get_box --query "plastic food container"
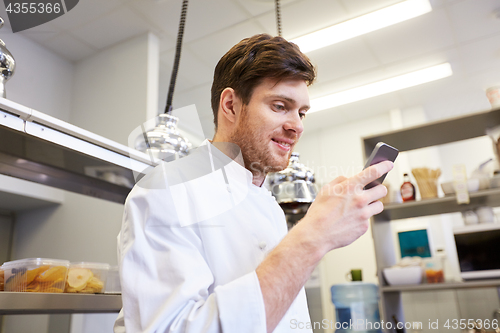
[65,262,109,294]
[2,258,70,292]
[424,258,444,283]
[104,265,121,294]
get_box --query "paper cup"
[486,86,500,108]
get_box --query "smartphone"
[364,142,399,189]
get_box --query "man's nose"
[283,113,304,137]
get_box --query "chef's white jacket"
[114,140,312,333]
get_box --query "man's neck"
[251,173,266,187]
[211,135,266,187]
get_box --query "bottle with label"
[401,173,416,202]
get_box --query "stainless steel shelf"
[0,99,154,205]
[375,188,500,221]
[363,107,500,153]
[364,108,500,329]
[381,279,500,292]
[0,292,122,314]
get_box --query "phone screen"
[364,142,399,189]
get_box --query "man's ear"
[219,88,241,125]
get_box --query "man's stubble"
[229,106,292,178]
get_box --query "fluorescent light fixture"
[309,63,453,113]
[292,0,432,53]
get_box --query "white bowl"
[441,181,454,195]
[383,266,422,286]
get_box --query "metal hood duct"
[269,152,317,222]
[0,98,153,204]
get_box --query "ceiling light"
[291,0,432,53]
[309,63,453,113]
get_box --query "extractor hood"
[0,97,155,204]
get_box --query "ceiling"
[1,0,500,139]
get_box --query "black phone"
[364,142,399,189]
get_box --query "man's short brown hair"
[211,34,316,130]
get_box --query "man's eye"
[299,113,307,120]
[274,104,285,111]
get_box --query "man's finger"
[365,200,384,218]
[363,183,388,203]
[355,161,394,186]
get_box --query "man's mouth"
[271,138,293,151]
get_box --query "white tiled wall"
[402,291,461,333]
[455,288,500,322]
[402,288,500,333]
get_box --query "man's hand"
[256,160,393,333]
[301,160,394,254]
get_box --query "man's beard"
[229,109,292,177]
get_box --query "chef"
[114,33,392,333]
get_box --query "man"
[114,34,392,333]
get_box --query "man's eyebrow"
[268,94,310,109]
[270,94,295,104]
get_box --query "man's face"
[229,78,310,175]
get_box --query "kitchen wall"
[0,30,73,122]
[71,32,159,144]
[295,111,393,332]
[1,22,499,333]
[296,99,498,332]
[0,212,13,331]
[63,32,160,333]
[0,213,13,265]
[402,288,500,333]
[0,29,74,333]
[0,32,159,333]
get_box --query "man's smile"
[271,137,294,152]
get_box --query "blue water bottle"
[330,282,383,333]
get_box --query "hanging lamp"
[0,17,15,98]
[268,1,318,224]
[269,152,317,212]
[136,0,192,162]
